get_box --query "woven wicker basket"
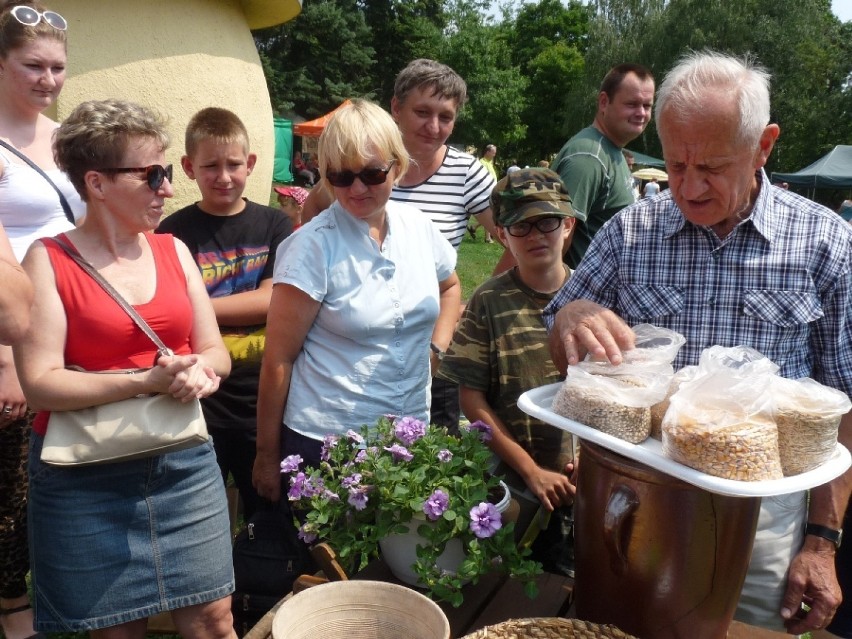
[271,580,450,639]
[459,617,639,639]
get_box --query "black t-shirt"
[156,199,293,431]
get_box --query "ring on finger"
[2,406,11,415]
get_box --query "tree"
[254,0,376,118]
[360,0,446,106]
[584,0,852,172]
[507,0,591,163]
[252,0,851,183]
[439,0,528,157]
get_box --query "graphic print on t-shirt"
[196,246,270,297]
[196,247,269,364]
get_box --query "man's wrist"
[805,523,843,550]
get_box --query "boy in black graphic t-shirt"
[156,108,292,520]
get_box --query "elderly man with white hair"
[544,50,852,635]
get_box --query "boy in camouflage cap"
[437,167,577,576]
[491,167,576,227]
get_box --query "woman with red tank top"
[14,99,234,638]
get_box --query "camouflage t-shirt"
[437,267,572,472]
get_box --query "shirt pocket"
[620,285,685,322]
[742,290,823,327]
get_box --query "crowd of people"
[1,1,851,638]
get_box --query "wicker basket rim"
[458,617,639,639]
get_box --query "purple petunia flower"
[346,429,365,445]
[437,449,453,463]
[469,502,502,539]
[321,435,340,461]
[341,473,362,489]
[354,449,368,463]
[384,444,414,462]
[280,454,303,474]
[298,524,317,544]
[347,486,369,511]
[423,489,449,521]
[290,472,326,501]
[393,416,427,446]
[468,420,493,442]
[288,472,310,500]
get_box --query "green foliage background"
[255,0,852,203]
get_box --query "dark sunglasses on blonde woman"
[9,5,67,30]
[98,165,173,192]
[326,160,396,188]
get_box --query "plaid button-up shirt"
[544,171,852,396]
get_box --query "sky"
[833,0,852,22]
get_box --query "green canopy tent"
[771,145,852,200]
[273,117,293,184]
[628,150,665,168]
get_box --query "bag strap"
[51,236,172,357]
[0,139,76,226]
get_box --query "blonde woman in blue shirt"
[253,99,460,502]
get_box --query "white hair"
[655,50,771,149]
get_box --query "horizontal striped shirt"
[391,146,495,250]
[544,171,852,396]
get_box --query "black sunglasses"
[326,160,396,188]
[506,216,563,238]
[98,164,173,191]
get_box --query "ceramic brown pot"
[574,441,761,639]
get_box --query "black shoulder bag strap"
[0,139,76,225]
[51,236,172,358]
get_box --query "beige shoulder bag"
[40,238,208,466]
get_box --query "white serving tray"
[518,383,851,498]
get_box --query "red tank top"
[35,233,194,435]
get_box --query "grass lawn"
[456,226,504,300]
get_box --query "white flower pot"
[378,480,510,586]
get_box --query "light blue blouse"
[274,200,457,439]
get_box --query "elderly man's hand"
[780,544,842,634]
[547,300,636,373]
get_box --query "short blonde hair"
[184,107,250,157]
[54,99,169,201]
[317,99,409,197]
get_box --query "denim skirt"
[28,434,234,632]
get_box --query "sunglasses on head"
[9,5,67,30]
[98,164,173,192]
[326,160,396,188]
[506,216,563,238]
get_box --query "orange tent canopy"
[293,99,352,138]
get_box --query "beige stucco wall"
[49,0,301,214]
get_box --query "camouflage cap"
[491,168,575,227]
